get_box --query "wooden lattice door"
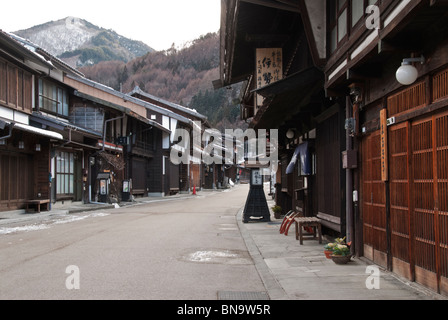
[389,122,412,279]
[435,112,448,296]
[410,112,448,295]
[411,117,437,291]
[362,131,387,267]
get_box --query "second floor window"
[352,0,378,27]
[38,78,69,117]
[329,0,348,53]
[329,0,379,53]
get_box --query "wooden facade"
[322,0,448,295]
[129,86,210,192]
[0,30,208,215]
[219,0,448,296]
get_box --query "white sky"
[1,0,221,51]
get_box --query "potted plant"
[323,237,346,259]
[330,241,352,265]
[271,205,282,219]
[323,243,335,259]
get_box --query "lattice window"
[433,68,448,102]
[387,82,427,116]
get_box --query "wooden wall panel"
[412,119,437,279]
[436,112,448,295]
[387,82,427,117]
[433,68,448,102]
[362,131,387,267]
[389,123,411,273]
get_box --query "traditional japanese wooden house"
[0,30,180,208]
[64,75,178,200]
[0,31,75,213]
[129,86,209,193]
[321,0,448,295]
[218,0,338,230]
[220,0,448,296]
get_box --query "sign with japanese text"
[380,109,388,182]
[256,48,283,108]
[251,169,263,186]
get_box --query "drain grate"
[218,291,270,300]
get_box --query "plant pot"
[274,212,282,219]
[330,254,352,265]
[324,250,333,259]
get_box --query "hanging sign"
[255,48,283,108]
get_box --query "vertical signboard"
[256,48,283,111]
[380,109,388,182]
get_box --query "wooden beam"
[245,34,290,43]
[239,0,300,12]
[347,68,381,81]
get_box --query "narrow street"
[0,184,267,300]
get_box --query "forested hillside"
[79,32,246,130]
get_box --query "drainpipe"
[0,124,14,142]
[346,96,354,248]
[58,128,73,148]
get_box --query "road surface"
[0,184,267,300]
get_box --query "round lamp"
[396,63,419,85]
[286,129,295,139]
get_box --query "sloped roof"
[1,30,84,77]
[128,86,208,121]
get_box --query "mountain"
[80,32,246,130]
[13,17,155,68]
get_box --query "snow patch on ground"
[0,212,110,235]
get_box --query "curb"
[236,206,289,300]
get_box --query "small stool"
[294,217,322,245]
[25,199,50,213]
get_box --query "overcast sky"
[1,0,221,51]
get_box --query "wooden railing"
[387,81,427,117]
[433,68,448,102]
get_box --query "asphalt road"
[0,184,267,300]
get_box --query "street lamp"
[396,55,425,85]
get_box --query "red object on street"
[193,186,196,195]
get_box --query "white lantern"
[396,63,419,86]
[395,56,425,86]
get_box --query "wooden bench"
[294,217,322,245]
[25,199,50,213]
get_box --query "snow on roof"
[129,86,208,121]
[4,31,84,77]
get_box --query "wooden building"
[0,31,72,212]
[129,86,209,193]
[0,30,205,212]
[219,0,448,296]
[321,0,448,295]
[65,76,191,200]
[218,0,332,226]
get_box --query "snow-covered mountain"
[13,17,155,68]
